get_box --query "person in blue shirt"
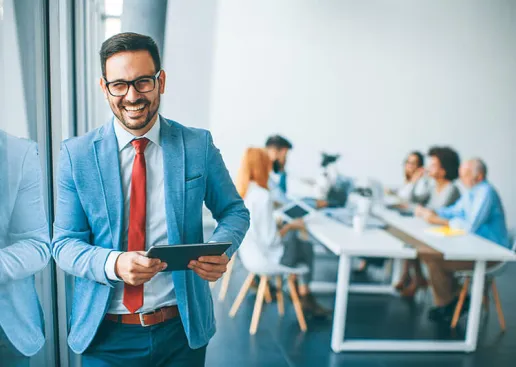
[418,158,510,322]
[51,33,249,367]
[0,131,51,367]
[265,135,292,206]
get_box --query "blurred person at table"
[264,135,328,209]
[396,147,461,297]
[364,151,430,273]
[236,147,330,317]
[417,158,509,322]
[265,135,292,206]
[387,151,431,205]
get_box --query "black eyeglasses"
[104,70,162,97]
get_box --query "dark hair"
[409,151,425,167]
[99,32,161,78]
[265,135,293,150]
[428,146,460,181]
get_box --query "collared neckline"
[471,180,488,191]
[113,115,162,151]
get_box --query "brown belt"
[105,305,179,327]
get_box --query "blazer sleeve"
[0,142,51,284]
[51,142,114,286]
[203,132,250,259]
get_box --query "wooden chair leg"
[229,273,255,318]
[482,281,490,313]
[451,277,470,329]
[264,282,273,304]
[276,276,284,316]
[218,255,236,301]
[250,275,268,335]
[491,280,506,332]
[287,275,307,332]
[482,295,489,312]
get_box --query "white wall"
[161,0,218,129]
[205,0,516,227]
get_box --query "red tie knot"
[131,137,150,154]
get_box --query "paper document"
[425,226,465,237]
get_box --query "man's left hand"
[188,254,230,282]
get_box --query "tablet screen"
[284,205,309,219]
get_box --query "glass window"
[0,0,56,366]
[104,0,123,39]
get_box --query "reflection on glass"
[0,131,51,367]
[104,0,123,39]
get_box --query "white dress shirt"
[104,117,176,314]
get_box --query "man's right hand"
[289,218,306,230]
[114,251,167,286]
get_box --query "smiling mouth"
[123,104,146,112]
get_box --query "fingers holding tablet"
[115,251,167,286]
[188,254,230,282]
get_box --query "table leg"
[331,255,351,352]
[390,258,402,288]
[464,260,486,352]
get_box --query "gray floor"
[205,241,516,367]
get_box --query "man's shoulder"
[1,131,36,152]
[61,124,107,153]
[476,181,501,201]
[163,118,210,139]
[1,132,37,168]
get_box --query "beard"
[111,94,160,131]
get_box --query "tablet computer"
[279,200,315,223]
[146,242,231,271]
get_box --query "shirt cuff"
[449,218,467,230]
[105,251,123,281]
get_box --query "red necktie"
[123,138,150,314]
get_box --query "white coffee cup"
[356,196,372,216]
[353,215,366,233]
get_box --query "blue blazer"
[0,131,51,356]
[52,117,250,354]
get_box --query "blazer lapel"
[161,119,184,244]
[93,121,123,250]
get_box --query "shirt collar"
[113,115,162,151]
[467,180,487,196]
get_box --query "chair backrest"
[510,238,516,252]
[486,234,516,276]
[509,228,516,252]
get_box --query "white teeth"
[125,104,145,111]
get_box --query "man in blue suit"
[0,131,51,367]
[52,33,250,366]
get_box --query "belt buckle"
[138,312,152,327]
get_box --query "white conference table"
[306,207,516,353]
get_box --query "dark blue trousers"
[0,329,29,367]
[82,316,206,367]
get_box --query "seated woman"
[236,147,329,317]
[395,147,461,297]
